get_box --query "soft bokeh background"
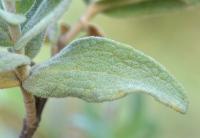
[1,1,200,138]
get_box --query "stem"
[19,88,37,138]
[2,1,38,137]
[15,66,37,138]
[57,3,102,50]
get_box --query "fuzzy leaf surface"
[0,51,30,72]
[14,0,71,59]
[0,9,26,25]
[23,37,188,114]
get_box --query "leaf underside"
[23,37,188,114]
[0,51,30,72]
[0,9,26,25]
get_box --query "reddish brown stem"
[57,3,102,50]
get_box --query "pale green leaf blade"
[0,51,31,72]
[23,37,188,114]
[0,9,26,25]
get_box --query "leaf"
[14,0,71,58]
[94,0,200,17]
[16,0,35,14]
[0,72,19,88]
[0,51,30,72]
[0,20,13,47]
[20,0,70,58]
[0,51,30,88]
[24,33,45,59]
[0,9,26,25]
[23,37,188,114]
[0,5,12,47]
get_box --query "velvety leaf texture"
[0,9,26,25]
[97,0,200,17]
[19,0,67,58]
[15,0,71,59]
[0,51,30,72]
[23,37,188,114]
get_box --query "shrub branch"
[57,3,102,50]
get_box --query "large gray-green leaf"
[14,0,71,59]
[95,0,200,17]
[23,37,188,114]
[0,51,30,72]
[0,9,26,25]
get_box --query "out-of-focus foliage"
[84,0,200,17]
[68,95,157,138]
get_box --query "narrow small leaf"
[0,51,30,72]
[0,9,26,25]
[14,0,71,55]
[18,0,71,58]
[23,37,188,114]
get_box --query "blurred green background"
[1,1,200,138]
